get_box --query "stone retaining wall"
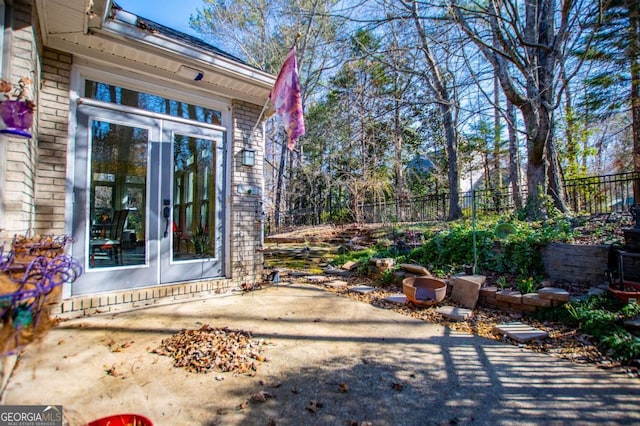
[541,243,611,284]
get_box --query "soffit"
[34,0,275,105]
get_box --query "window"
[84,80,222,125]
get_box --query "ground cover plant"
[535,294,640,363]
[332,216,580,284]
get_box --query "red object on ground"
[87,414,153,426]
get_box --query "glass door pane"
[172,134,215,261]
[88,120,148,269]
[160,122,225,283]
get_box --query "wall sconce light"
[241,148,255,167]
[177,65,204,81]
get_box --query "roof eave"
[99,19,275,90]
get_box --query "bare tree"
[506,98,524,210]
[398,0,462,220]
[450,0,587,217]
[192,0,344,225]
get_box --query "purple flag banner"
[270,46,305,150]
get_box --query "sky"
[116,0,204,37]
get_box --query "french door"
[71,105,226,295]
[160,121,225,283]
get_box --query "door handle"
[163,200,171,238]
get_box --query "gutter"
[97,7,275,91]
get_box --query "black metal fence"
[564,171,639,215]
[265,171,640,235]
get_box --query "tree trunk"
[406,0,461,220]
[443,103,462,220]
[562,68,578,177]
[630,0,640,201]
[493,73,502,189]
[506,99,523,210]
[274,138,288,228]
[546,115,570,213]
[451,0,572,219]
[393,98,405,221]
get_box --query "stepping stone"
[588,287,605,296]
[493,322,549,343]
[306,275,329,282]
[350,285,376,294]
[324,269,352,277]
[370,258,395,268]
[436,305,473,321]
[384,294,407,304]
[342,261,360,271]
[623,317,640,331]
[290,271,310,277]
[324,280,349,289]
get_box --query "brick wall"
[231,100,264,286]
[477,286,570,314]
[49,279,232,319]
[34,48,71,235]
[0,0,41,237]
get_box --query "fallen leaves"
[305,399,323,414]
[107,338,134,353]
[104,363,126,379]
[391,382,403,391]
[251,390,274,402]
[241,282,262,292]
[151,324,267,374]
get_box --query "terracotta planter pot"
[608,282,640,304]
[0,100,33,138]
[402,276,447,306]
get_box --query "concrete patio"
[2,281,640,425]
